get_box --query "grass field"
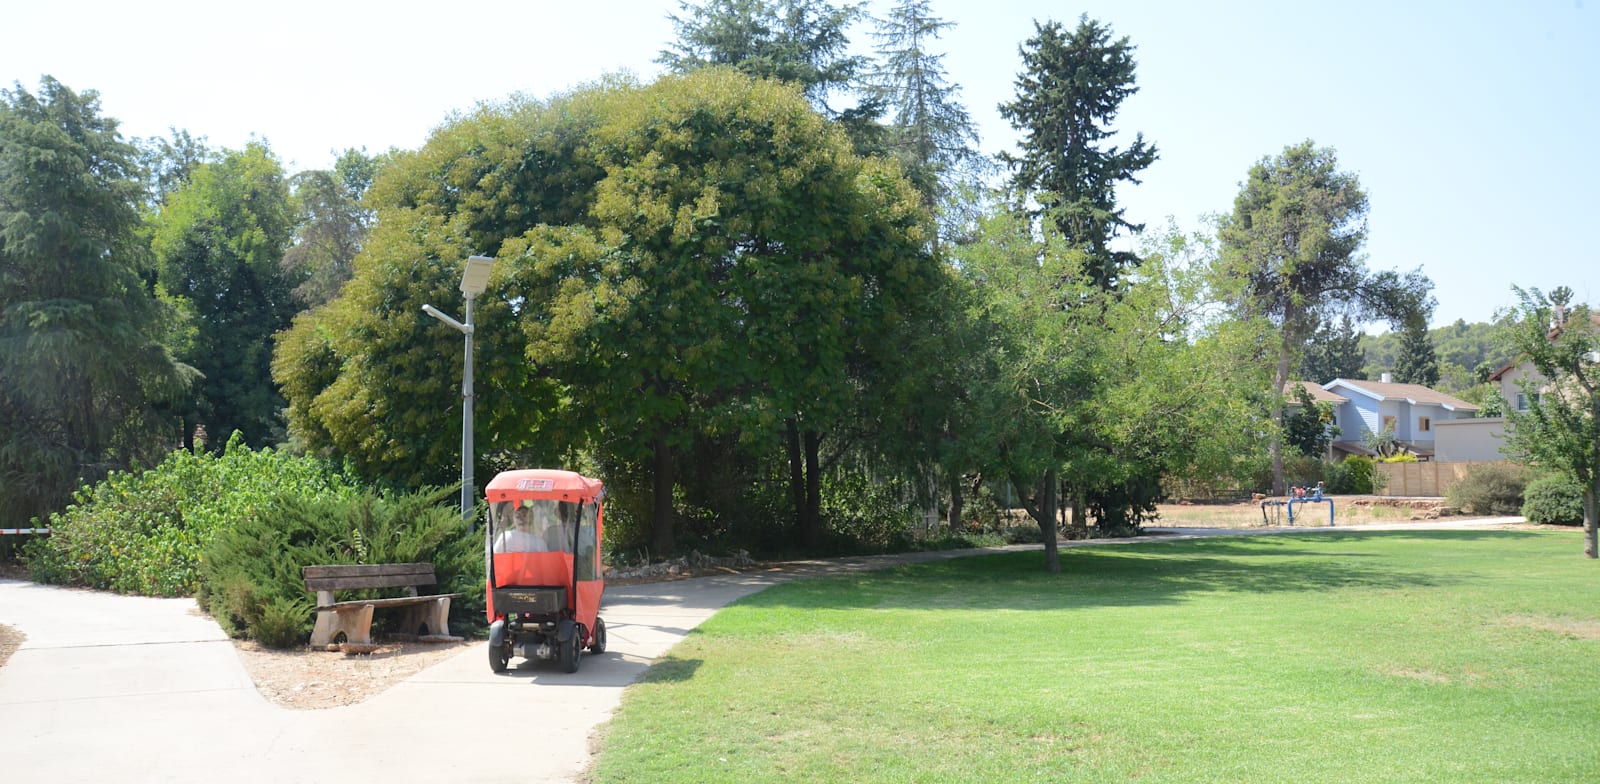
[592,529,1599,783]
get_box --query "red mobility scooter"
[483,469,606,673]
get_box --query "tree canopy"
[0,77,190,528]
[275,70,942,555]
[151,141,298,450]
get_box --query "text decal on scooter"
[518,479,554,491]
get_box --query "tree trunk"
[786,421,805,540]
[651,432,674,556]
[1270,347,1292,496]
[800,429,823,549]
[1040,470,1059,573]
[1584,486,1598,560]
[946,471,965,533]
[1013,469,1060,573]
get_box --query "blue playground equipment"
[1260,483,1335,527]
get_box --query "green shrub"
[1446,463,1528,515]
[1521,474,1585,525]
[1281,456,1325,492]
[23,435,356,596]
[821,469,920,554]
[1325,456,1376,495]
[198,485,484,647]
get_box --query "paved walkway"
[0,519,1523,782]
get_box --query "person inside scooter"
[491,500,576,554]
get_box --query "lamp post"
[423,255,496,526]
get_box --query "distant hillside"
[1362,319,1517,393]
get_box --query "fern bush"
[1521,474,1585,525]
[23,434,355,596]
[197,486,484,647]
[1446,463,1529,515]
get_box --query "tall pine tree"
[866,0,979,215]
[998,16,1157,291]
[1392,316,1440,386]
[659,0,866,112]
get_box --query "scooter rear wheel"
[589,617,607,654]
[559,627,582,673]
[489,641,510,673]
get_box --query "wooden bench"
[303,563,463,650]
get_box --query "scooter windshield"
[490,499,578,554]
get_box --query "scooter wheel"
[489,641,510,673]
[560,628,582,673]
[588,617,607,654]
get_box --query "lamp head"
[460,255,496,296]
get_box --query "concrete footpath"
[0,519,1521,783]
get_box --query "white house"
[1322,376,1479,460]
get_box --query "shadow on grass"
[637,656,702,683]
[727,529,1542,613]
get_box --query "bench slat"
[304,573,438,591]
[303,562,438,592]
[303,563,434,580]
[315,593,462,612]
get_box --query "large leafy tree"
[275,73,939,555]
[1214,140,1431,494]
[517,69,938,553]
[956,208,1262,571]
[1500,286,1600,559]
[152,142,298,449]
[0,77,190,528]
[274,91,606,489]
[998,16,1158,291]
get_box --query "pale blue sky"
[6,1,1595,329]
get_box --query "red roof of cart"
[484,469,604,502]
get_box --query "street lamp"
[423,254,496,526]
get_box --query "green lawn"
[593,529,1599,783]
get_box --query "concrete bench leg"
[397,597,453,638]
[310,604,375,647]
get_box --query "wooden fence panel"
[1374,461,1504,497]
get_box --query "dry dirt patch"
[233,637,474,710]
[0,623,24,668]
[1498,614,1600,641]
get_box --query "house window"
[1419,417,1431,432]
[1382,415,1397,433]
[1517,393,1540,411]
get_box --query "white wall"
[1433,418,1507,462]
[1497,363,1545,412]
